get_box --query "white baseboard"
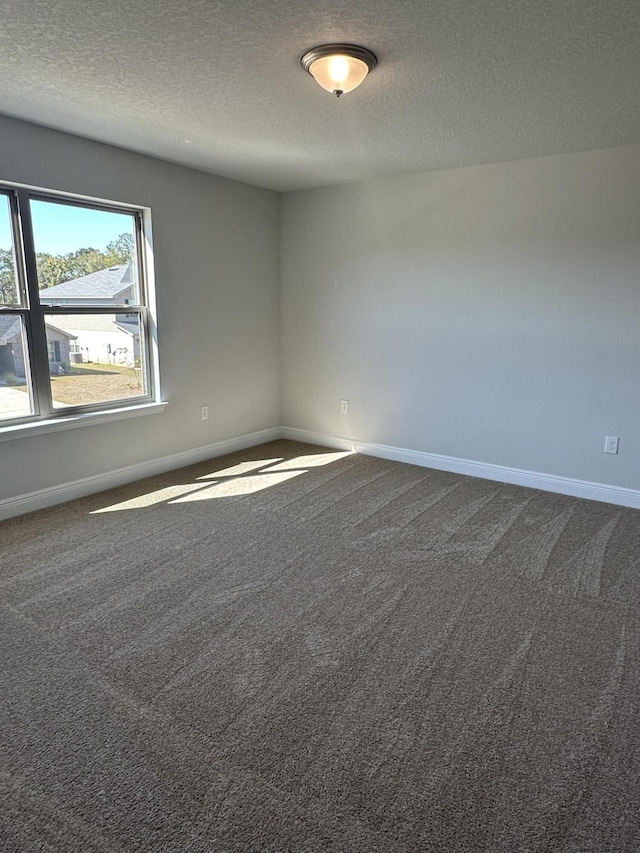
[281,426,640,510]
[0,427,281,521]
[3,424,640,520]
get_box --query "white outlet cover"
[604,435,619,454]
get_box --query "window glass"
[30,200,139,305]
[44,312,146,409]
[0,193,19,305]
[0,185,155,429]
[0,316,34,420]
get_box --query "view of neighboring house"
[38,263,136,307]
[0,265,141,382]
[0,314,76,378]
[38,263,141,368]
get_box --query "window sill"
[0,401,168,442]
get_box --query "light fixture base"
[301,44,377,75]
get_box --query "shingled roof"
[52,315,135,335]
[0,315,21,343]
[0,314,75,343]
[38,263,134,300]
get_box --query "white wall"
[0,115,280,502]
[281,144,640,491]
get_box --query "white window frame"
[0,182,163,438]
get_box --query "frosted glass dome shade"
[309,55,368,95]
[301,44,377,97]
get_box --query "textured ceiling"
[1,0,639,191]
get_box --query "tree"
[36,252,76,289]
[105,233,134,266]
[34,233,135,289]
[65,247,110,279]
[0,248,17,304]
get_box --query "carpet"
[1,440,640,851]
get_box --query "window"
[0,186,157,428]
[47,340,62,363]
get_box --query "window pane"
[0,315,34,420]
[30,200,140,306]
[0,194,19,305]
[44,312,146,409]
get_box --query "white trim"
[0,401,169,442]
[281,426,640,510]
[3,424,639,521]
[0,427,280,520]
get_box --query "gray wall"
[0,115,280,501]
[3,116,639,503]
[281,144,640,490]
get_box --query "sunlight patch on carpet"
[268,451,354,471]
[196,458,284,480]
[170,470,306,501]
[91,483,211,512]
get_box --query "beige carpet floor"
[2,440,640,852]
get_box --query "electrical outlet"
[201,405,209,421]
[340,399,349,414]
[604,435,619,454]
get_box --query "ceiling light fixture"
[301,43,377,97]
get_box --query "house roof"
[43,322,77,340]
[0,314,76,342]
[0,315,21,344]
[39,264,134,301]
[51,314,136,335]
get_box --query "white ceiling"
[1,0,639,192]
